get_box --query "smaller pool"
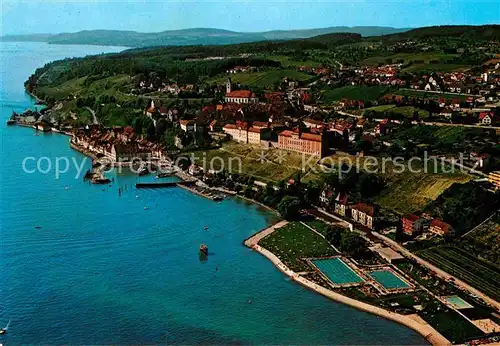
[445,295,474,309]
[369,270,409,289]
[312,258,364,285]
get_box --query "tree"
[340,233,366,258]
[325,226,345,247]
[277,196,302,220]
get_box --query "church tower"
[226,78,232,94]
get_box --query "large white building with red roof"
[277,128,326,157]
[224,78,258,104]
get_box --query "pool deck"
[245,223,451,346]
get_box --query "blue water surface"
[0,42,428,344]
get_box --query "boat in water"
[199,244,208,256]
[0,320,11,335]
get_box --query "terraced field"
[320,85,393,103]
[210,69,314,88]
[418,246,500,302]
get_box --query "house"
[320,188,335,205]
[351,203,375,229]
[278,129,326,157]
[303,118,324,129]
[333,192,348,216]
[188,164,203,176]
[36,122,52,132]
[479,112,493,125]
[402,214,424,236]
[179,119,195,132]
[429,219,454,236]
[470,152,490,168]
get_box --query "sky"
[1,0,499,35]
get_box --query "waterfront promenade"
[245,222,451,346]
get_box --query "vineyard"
[418,246,500,302]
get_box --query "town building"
[429,219,454,236]
[372,247,405,264]
[351,203,375,229]
[224,78,258,104]
[223,122,271,145]
[320,188,334,205]
[278,129,326,157]
[402,214,424,236]
[479,112,494,125]
[333,192,348,216]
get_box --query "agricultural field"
[320,85,393,103]
[418,246,500,302]
[320,151,471,214]
[375,173,470,214]
[460,213,500,266]
[261,55,322,68]
[403,63,471,73]
[210,69,314,88]
[187,141,323,183]
[259,221,337,272]
[395,89,469,101]
[364,105,429,119]
[360,52,459,66]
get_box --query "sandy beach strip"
[244,222,451,346]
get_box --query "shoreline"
[245,221,451,346]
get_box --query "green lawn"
[210,69,314,88]
[259,222,338,272]
[395,89,469,101]
[364,105,429,119]
[361,52,459,66]
[418,246,500,302]
[461,214,500,266]
[186,141,324,183]
[303,219,331,236]
[320,86,393,103]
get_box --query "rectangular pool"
[312,258,364,285]
[445,295,474,309]
[369,270,410,289]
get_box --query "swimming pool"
[445,295,474,309]
[369,270,410,289]
[312,258,364,285]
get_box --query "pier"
[135,181,196,189]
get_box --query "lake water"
[0,41,428,344]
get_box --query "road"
[338,110,500,130]
[85,106,98,125]
[372,232,500,311]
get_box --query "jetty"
[136,181,195,189]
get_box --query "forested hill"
[2,26,408,47]
[380,25,500,41]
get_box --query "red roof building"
[278,129,326,157]
[402,214,424,236]
[429,219,454,236]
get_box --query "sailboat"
[0,320,10,335]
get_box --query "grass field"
[320,85,393,103]
[187,141,320,183]
[395,89,469,101]
[259,221,337,272]
[361,52,459,66]
[262,55,322,68]
[210,69,314,88]
[320,151,471,214]
[364,105,429,119]
[462,213,500,266]
[403,63,470,73]
[418,246,500,302]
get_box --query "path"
[372,232,500,311]
[85,106,98,125]
[244,220,288,247]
